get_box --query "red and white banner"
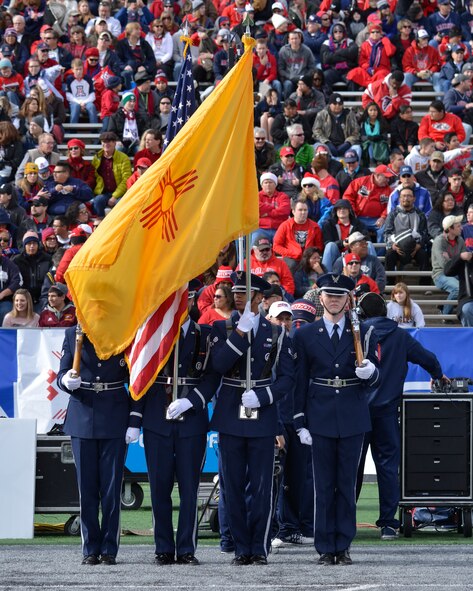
[16,329,67,434]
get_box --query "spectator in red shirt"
[66,139,96,189]
[309,147,341,204]
[344,165,394,242]
[418,99,466,150]
[126,157,152,189]
[257,171,291,242]
[273,199,324,273]
[347,22,396,88]
[100,75,123,133]
[246,236,295,295]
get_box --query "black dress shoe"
[176,553,200,565]
[231,555,251,566]
[317,553,335,565]
[154,552,175,565]
[100,555,117,565]
[250,555,268,565]
[82,555,99,565]
[336,550,353,565]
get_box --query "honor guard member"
[355,292,445,540]
[293,273,380,566]
[209,271,295,566]
[133,281,220,566]
[272,299,318,549]
[58,328,140,566]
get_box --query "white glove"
[241,389,260,408]
[125,427,140,444]
[355,359,376,380]
[237,301,255,333]
[167,398,193,419]
[297,428,312,446]
[62,369,82,391]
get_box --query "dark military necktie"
[331,324,340,349]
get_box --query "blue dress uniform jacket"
[58,328,137,438]
[356,316,442,530]
[209,313,295,559]
[137,322,218,438]
[292,315,380,557]
[133,321,220,558]
[210,315,294,437]
[293,317,379,438]
[57,327,138,560]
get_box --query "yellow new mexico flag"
[66,36,259,359]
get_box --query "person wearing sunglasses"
[145,19,173,78]
[126,156,152,189]
[66,139,96,188]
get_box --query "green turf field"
[2,482,472,546]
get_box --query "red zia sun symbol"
[140,168,197,241]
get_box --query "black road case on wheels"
[399,390,473,537]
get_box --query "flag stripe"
[127,288,188,398]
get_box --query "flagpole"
[244,233,253,417]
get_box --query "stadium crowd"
[0,0,473,326]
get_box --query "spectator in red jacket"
[402,29,442,92]
[126,157,152,189]
[100,75,122,132]
[197,265,234,314]
[246,236,295,295]
[347,22,396,88]
[257,171,291,241]
[38,283,77,327]
[362,72,412,120]
[418,99,466,150]
[66,139,96,189]
[253,40,279,96]
[273,199,324,273]
[342,252,381,293]
[54,225,90,284]
[344,165,394,242]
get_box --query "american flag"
[127,45,197,399]
[163,49,196,150]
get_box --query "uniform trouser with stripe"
[71,437,126,558]
[312,433,363,555]
[144,427,206,556]
[219,433,274,557]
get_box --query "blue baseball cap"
[399,165,413,176]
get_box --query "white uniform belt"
[80,381,125,391]
[154,377,200,386]
[221,377,272,388]
[311,378,361,388]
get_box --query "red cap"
[280,146,295,156]
[67,138,85,150]
[368,21,382,32]
[215,265,234,284]
[85,47,99,58]
[41,227,56,243]
[136,157,152,168]
[70,226,89,238]
[374,164,394,177]
[344,253,361,265]
[40,24,53,33]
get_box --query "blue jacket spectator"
[44,163,94,215]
